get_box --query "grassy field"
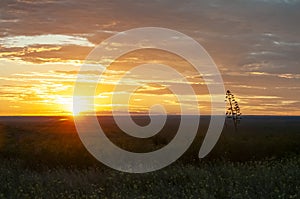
[0,116,299,198]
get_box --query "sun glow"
[53,96,74,115]
[72,97,95,116]
[54,96,90,116]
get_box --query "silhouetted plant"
[225,90,242,132]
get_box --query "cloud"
[0,19,20,23]
[254,0,300,4]
[248,71,300,79]
[0,45,93,64]
[0,34,94,48]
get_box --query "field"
[0,116,299,198]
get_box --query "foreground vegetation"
[0,116,299,198]
[1,156,300,198]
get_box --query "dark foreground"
[0,116,299,198]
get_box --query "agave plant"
[225,90,242,132]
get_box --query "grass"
[0,116,299,198]
[1,157,299,198]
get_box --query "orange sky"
[0,0,299,116]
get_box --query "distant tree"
[225,90,242,132]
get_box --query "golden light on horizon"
[54,96,74,116]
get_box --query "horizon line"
[0,114,299,117]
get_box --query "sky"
[0,0,299,116]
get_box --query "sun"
[72,97,94,116]
[54,96,74,115]
[53,95,96,116]
[54,96,88,116]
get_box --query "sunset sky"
[0,0,299,116]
